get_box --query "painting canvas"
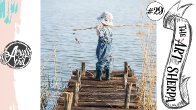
[41,0,156,109]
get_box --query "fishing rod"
[72,23,155,43]
[72,23,155,32]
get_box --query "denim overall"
[95,27,112,80]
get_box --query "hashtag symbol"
[147,8,154,14]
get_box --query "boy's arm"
[96,24,103,36]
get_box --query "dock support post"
[63,92,73,110]
[124,61,128,74]
[124,74,127,89]
[76,69,81,85]
[74,82,80,106]
[125,83,133,109]
[81,62,85,77]
[129,66,134,77]
[124,62,128,88]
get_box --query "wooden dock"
[55,62,139,110]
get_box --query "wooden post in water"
[74,82,80,106]
[125,83,133,109]
[63,92,73,110]
[81,62,85,77]
[76,69,81,85]
[124,62,128,88]
[128,66,134,77]
[124,61,128,73]
[124,74,127,89]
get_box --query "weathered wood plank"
[78,84,125,88]
[71,75,137,80]
[79,99,138,103]
[78,93,137,100]
[79,92,127,95]
[58,95,138,105]
[63,87,75,92]
[78,101,138,108]
[81,80,123,85]
[55,105,138,110]
[72,106,138,110]
[55,105,64,110]
[79,87,137,93]
[77,95,138,102]
[68,80,136,88]
[73,70,135,77]
[63,88,137,95]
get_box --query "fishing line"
[72,32,80,44]
[71,26,137,71]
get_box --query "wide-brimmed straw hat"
[97,11,113,26]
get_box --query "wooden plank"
[78,99,138,103]
[79,92,125,96]
[55,105,139,110]
[80,84,136,88]
[79,87,137,94]
[63,87,137,94]
[58,97,136,106]
[57,97,64,104]
[71,75,137,81]
[68,81,136,88]
[81,80,124,85]
[79,84,124,88]
[73,70,134,77]
[61,92,137,100]
[78,93,137,100]
[80,87,125,92]
[55,105,64,110]
[63,87,75,92]
[72,106,138,110]
[77,95,138,102]
[79,100,126,103]
[78,101,138,108]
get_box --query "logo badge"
[146,1,165,21]
[1,40,32,69]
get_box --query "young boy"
[95,11,113,81]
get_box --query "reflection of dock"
[55,62,139,110]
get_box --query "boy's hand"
[96,24,103,36]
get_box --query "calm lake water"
[41,0,156,109]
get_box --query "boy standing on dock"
[95,11,113,81]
